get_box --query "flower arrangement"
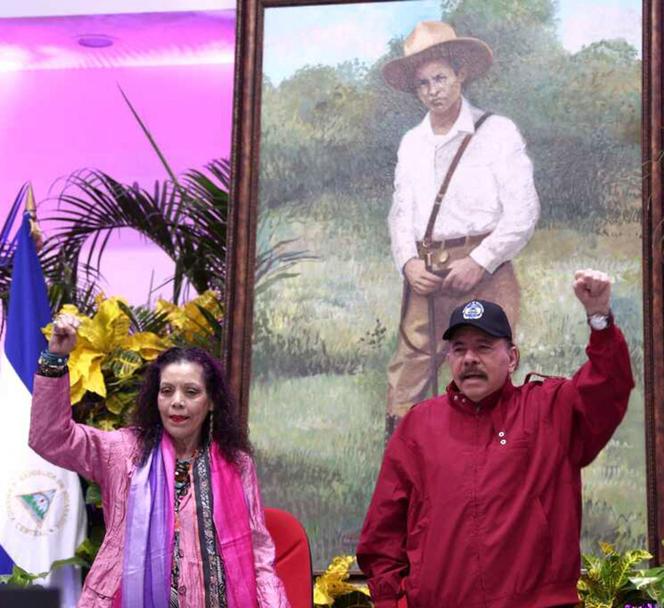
[42,290,223,430]
[314,555,372,607]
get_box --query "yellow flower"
[155,299,185,327]
[42,293,224,406]
[121,332,172,362]
[78,298,131,351]
[45,296,171,404]
[156,290,223,341]
[69,349,105,403]
[313,555,369,606]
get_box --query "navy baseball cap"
[442,299,512,341]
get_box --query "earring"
[208,410,214,445]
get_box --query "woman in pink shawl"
[30,314,290,608]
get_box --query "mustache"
[460,368,488,381]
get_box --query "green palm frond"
[194,302,223,340]
[117,85,182,190]
[117,300,170,334]
[176,159,230,294]
[41,169,186,303]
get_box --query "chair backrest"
[264,507,314,608]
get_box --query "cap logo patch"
[462,301,484,320]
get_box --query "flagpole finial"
[25,183,36,215]
[24,183,45,251]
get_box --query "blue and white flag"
[0,212,86,604]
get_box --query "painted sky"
[263,0,641,84]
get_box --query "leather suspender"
[398,111,494,361]
[421,111,493,247]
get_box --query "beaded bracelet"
[37,350,69,378]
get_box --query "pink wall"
[0,14,235,305]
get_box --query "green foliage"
[117,300,170,334]
[75,539,100,569]
[631,564,664,604]
[251,371,385,567]
[72,512,106,572]
[448,0,559,69]
[0,556,88,587]
[85,482,102,507]
[578,542,652,608]
[328,592,372,607]
[0,159,233,322]
[260,62,392,208]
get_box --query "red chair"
[264,507,314,608]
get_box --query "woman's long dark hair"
[131,347,251,464]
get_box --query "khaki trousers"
[386,251,520,422]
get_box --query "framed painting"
[226,0,664,568]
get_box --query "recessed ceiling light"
[77,35,114,48]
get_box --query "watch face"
[589,314,609,330]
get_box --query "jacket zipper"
[471,404,488,605]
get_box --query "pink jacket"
[29,374,290,608]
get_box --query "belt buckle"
[430,246,449,273]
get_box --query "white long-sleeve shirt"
[388,97,540,275]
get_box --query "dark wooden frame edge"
[643,0,664,563]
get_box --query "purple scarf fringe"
[122,445,170,608]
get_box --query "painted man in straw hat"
[384,22,540,434]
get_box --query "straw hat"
[382,21,493,92]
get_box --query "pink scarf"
[121,434,258,608]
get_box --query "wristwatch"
[587,312,611,331]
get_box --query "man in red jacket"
[356,268,634,608]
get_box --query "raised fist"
[573,268,612,316]
[48,313,81,356]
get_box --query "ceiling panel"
[0,10,235,71]
[0,0,235,18]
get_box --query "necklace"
[172,453,197,604]
[174,454,196,501]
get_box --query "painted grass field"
[249,195,646,569]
